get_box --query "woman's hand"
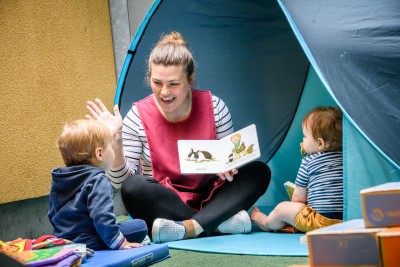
[217,168,238,182]
[86,98,122,136]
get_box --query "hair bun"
[159,31,187,47]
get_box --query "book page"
[178,124,261,174]
[284,181,296,200]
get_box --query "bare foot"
[250,206,271,231]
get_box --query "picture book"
[284,181,295,200]
[177,124,261,174]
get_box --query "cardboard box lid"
[377,227,400,237]
[360,182,400,195]
[307,219,384,236]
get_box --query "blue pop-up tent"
[115,0,400,221]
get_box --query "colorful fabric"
[41,253,81,267]
[0,238,27,253]
[0,235,90,267]
[31,235,73,250]
[1,246,75,267]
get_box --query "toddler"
[48,119,147,250]
[251,106,343,232]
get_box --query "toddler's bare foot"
[250,206,271,231]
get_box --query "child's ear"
[317,138,327,150]
[94,147,103,161]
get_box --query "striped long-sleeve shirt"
[107,94,234,189]
[295,151,343,214]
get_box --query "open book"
[177,124,261,174]
[284,181,296,200]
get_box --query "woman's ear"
[188,74,194,85]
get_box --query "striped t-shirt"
[107,94,234,189]
[295,151,343,214]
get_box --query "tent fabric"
[262,66,336,207]
[278,0,400,168]
[278,0,400,220]
[115,0,400,225]
[343,117,400,219]
[116,0,309,164]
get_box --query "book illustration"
[228,132,256,163]
[187,148,215,162]
[284,181,295,200]
[185,134,256,164]
[178,124,261,174]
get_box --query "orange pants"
[294,206,342,232]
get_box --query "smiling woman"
[85,31,271,244]
[150,64,192,122]
[147,32,194,122]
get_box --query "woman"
[86,32,271,243]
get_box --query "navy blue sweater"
[48,165,126,250]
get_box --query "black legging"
[121,160,271,235]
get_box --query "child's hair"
[303,106,342,151]
[56,119,112,166]
[146,31,195,83]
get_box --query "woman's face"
[150,63,192,122]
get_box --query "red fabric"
[23,239,32,251]
[135,89,224,210]
[31,235,55,244]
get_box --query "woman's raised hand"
[86,98,123,136]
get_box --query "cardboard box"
[378,227,400,267]
[307,219,382,267]
[360,182,400,228]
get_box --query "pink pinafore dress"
[135,90,225,210]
